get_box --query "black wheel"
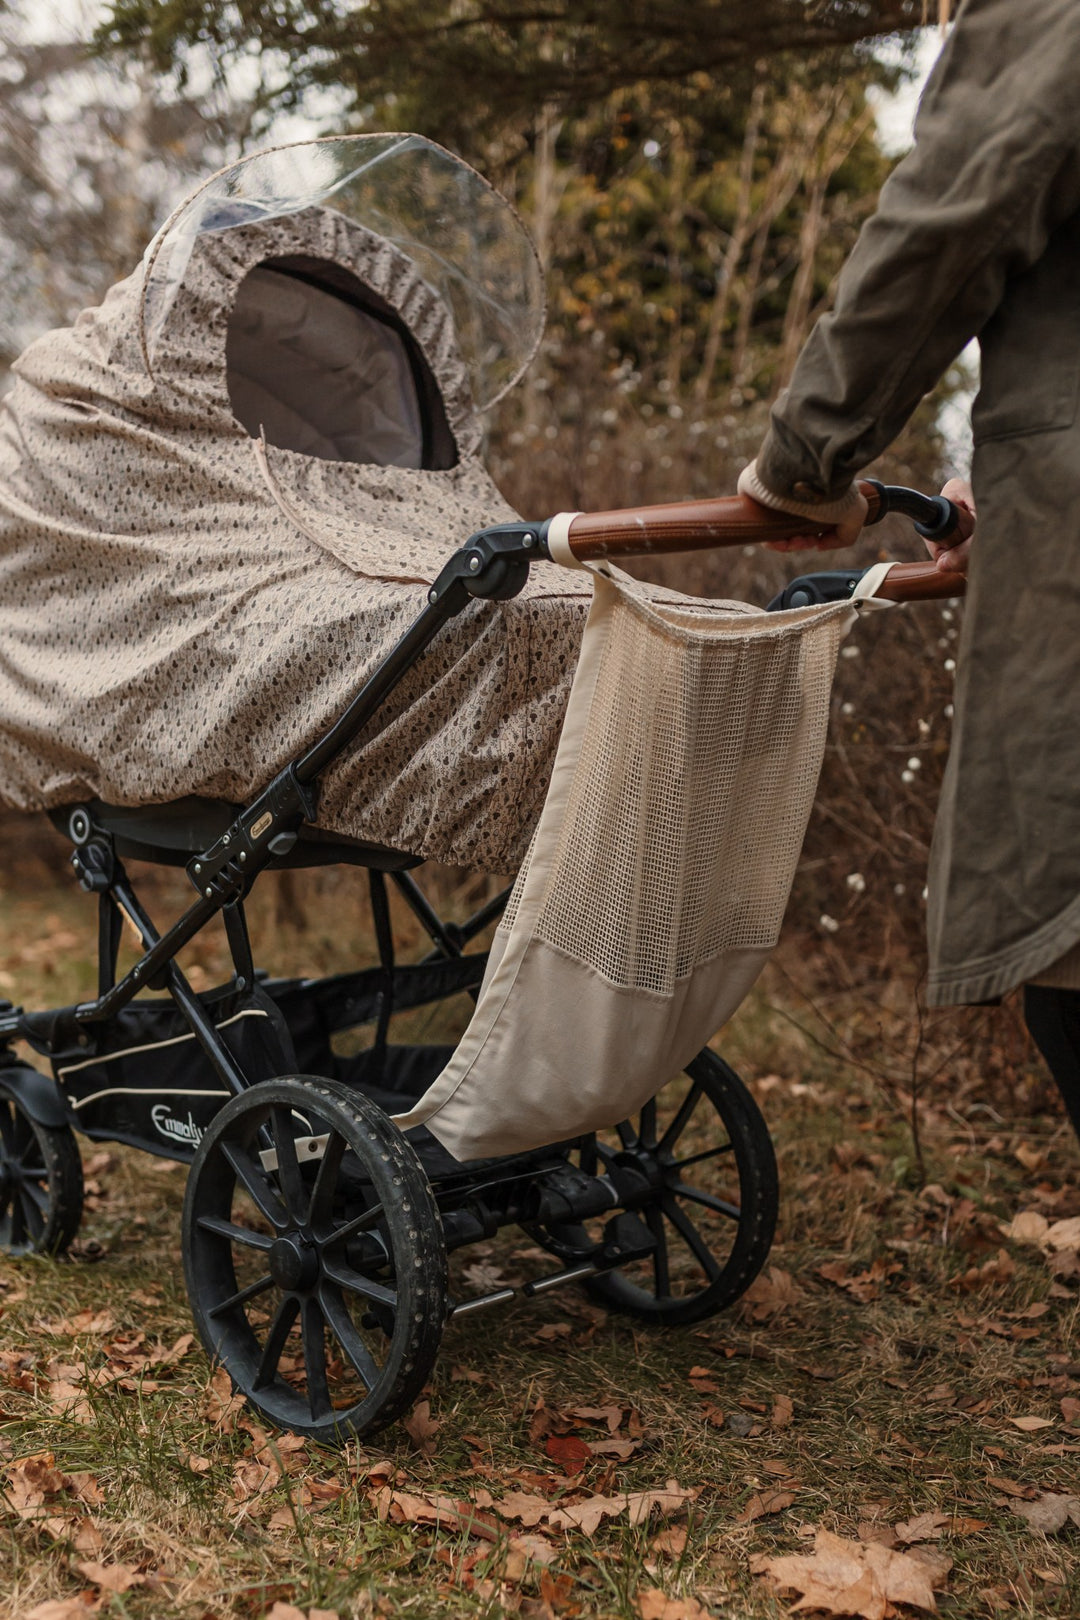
[0,1079,83,1257]
[183,1075,448,1443]
[535,1049,777,1325]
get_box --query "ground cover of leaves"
[1,869,1079,1619]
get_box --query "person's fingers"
[931,535,973,576]
[925,479,975,573]
[941,476,975,517]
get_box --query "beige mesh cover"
[394,566,861,1161]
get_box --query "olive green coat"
[755,0,1080,1004]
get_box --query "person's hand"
[926,477,975,574]
[765,487,869,554]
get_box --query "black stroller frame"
[0,487,953,1442]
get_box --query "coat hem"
[927,891,1080,1006]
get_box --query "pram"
[0,137,968,1442]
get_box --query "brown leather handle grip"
[873,560,966,602]
[558,479,885,560]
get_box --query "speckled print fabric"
[0,205,596,871]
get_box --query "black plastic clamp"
[425,522,540,607]
[186,766,318,902]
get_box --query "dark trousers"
[1023,985,1080,1143]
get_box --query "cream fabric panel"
[395,568,859,1161]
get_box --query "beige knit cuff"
[737,461,864,525]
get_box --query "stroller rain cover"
[0,135,593,872]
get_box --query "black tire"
[0,1080,83,1257]
[536,1049,777,1326]
[183,1075,447,1444]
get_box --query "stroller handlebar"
[539,479,968,601]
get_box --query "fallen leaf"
[651,1526,688,1557]
[492,1491,550,1527]
[1061,1397,1080,1426]
[999,1210,1049,1245]
[1009,1416,1054,1432]
[893,1511,948,1544]
[588,1437,640,1460]
[545,1434,593,1475]
[987,1476,1032,1501]
[48,1381,93,1423]
[738,1267,800,1322]
[548,1481,695,1536]
[771,1394,794,1430]
[857,1523,899,1550]
[264,1606,307,1620]
[403,1399,441,1457]
[752,1527,951,1620]
[1046,1216,1080,1252]
[1014,1143,1045,1173]
[1011,1493,1080,1535]
[531,1321,573,1342]
[502,1533,559,1579]
[204,1366,245,1434]
[75,1560,146,1593]
[949,1249,1016,1293]
[66,1310,116,1335]
[636,1589,711,1620]
[568,1403,624,1433]
[736,1489,795,1524]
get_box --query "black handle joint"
[913,495,962,543]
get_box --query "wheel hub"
[269,1232,319,1291]
[612,1147,665,1196]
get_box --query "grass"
[1,859,1079,1619]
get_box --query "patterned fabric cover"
[0,205,594,870]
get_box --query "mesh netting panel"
[530,579,848,994]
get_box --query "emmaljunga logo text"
[150,1104,204,1148]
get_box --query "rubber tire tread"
[183,1074,447,1443]
[0,1085,83,1258]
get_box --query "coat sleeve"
[756,0,1080,504]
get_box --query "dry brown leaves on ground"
[753,1528,952,1620]
[372,1477,696,1541]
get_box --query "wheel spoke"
[17,1178,48,1212]
[14,1165,48,1181]
[252,1295,299,1389]
[196,1213,274,1251]
[657,1081,702,1155]
[307,1129,347,1227]
[662,1194,721,1281]
[207,1272,275,1320]
[646,1201,670,1297]
[270,1107,308,1219]
[8,1186,26,1247]
[667,1179,741,1220]
[319,1284,381,1391]
[615,1119,637,1149]
[17,1185,44,1240]
[222,1141,288,1230]
[317,1202,384,1251]
[321,1257,398,1309]
[670,1143,734,1171]
[639,1098,657,1149]
[301,1297,331,1420]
